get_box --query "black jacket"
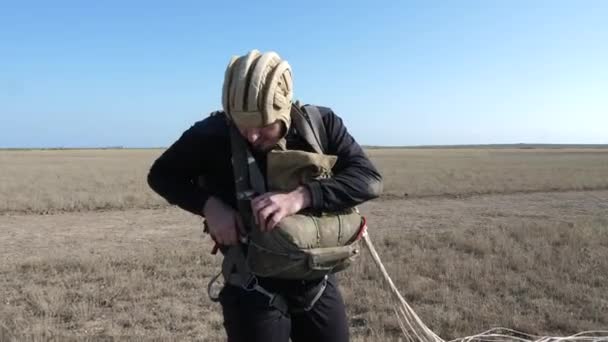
[147,105,382,216]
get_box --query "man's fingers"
[254,202,270,230]
[258,204,279,231]
[251,199,266,224]
[250,194,264,206]
[210,222,240,246]
[251,196,264,224]
[251,193,272,206]
[226,228,238,245]
[251,192,279,211]
[235,214,245,236]
[267,210,285,231]
[251,196,272,217]
[215,231,227,245]
[220,228,237,246]
[214,234,224,245]
[251,192,293,231]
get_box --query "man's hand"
[251,186,312,232]
[202,196,243,246]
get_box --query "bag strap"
[229,124,265,231]
[302,104,328,153]
[292,102,328,154]
[221,124,292,313]
[207,243,289,314]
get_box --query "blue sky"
[1,0,607,147]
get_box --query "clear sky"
[1,0,607,148]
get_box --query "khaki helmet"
[221,50,293,130]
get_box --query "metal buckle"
[237,190,256,200]
[243,277,280,309]
[242,274,258,291]
[303,275,329,312]
[266,293,278,307]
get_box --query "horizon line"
[2,143,608,151]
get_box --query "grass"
[1,249,222,341]
[1,215,606,341]
[349,216,608,340]
[369,149,608,199]
[1,149,607,341]
[1,148,608,214]
[0,149,163,214]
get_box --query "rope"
[360,231,608,342]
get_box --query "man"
[147,50,382,342]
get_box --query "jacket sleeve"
[304,107,383,211]
[147,121,212,217]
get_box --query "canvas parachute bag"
[226,104,367,282]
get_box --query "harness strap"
[301,104,328,153]
[229,124,264,230]
[208,245,329,313]
[226,244,290,313]
[221,124,293,312]
[292,104,325,154]
[227,273,289,314]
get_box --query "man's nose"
[247,131,260,144]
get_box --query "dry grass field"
[373,148,608,198]
[1,148,607,341]
[1,148,607,214]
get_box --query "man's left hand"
[251,186,312,232]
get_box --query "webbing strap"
[222,124,291,313]
[229,124,265,230]
[225,247,290,314]
[301,105,328,153]
[246,152,266,196]
[292,105,325,154]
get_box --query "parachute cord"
[361,231,608,342]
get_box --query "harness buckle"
[303,275,329,312]
[241,275,286,312]
[267,293,279,307]
[242,274,258,291]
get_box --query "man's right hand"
[202,197,242,246]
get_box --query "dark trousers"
[219,274,349,342]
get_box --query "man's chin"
[255,146,273,153]
[250,143,272,153]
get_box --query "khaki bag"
[229,104,366,280]
[246,207,364,279]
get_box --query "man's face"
[238,120,285,152]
